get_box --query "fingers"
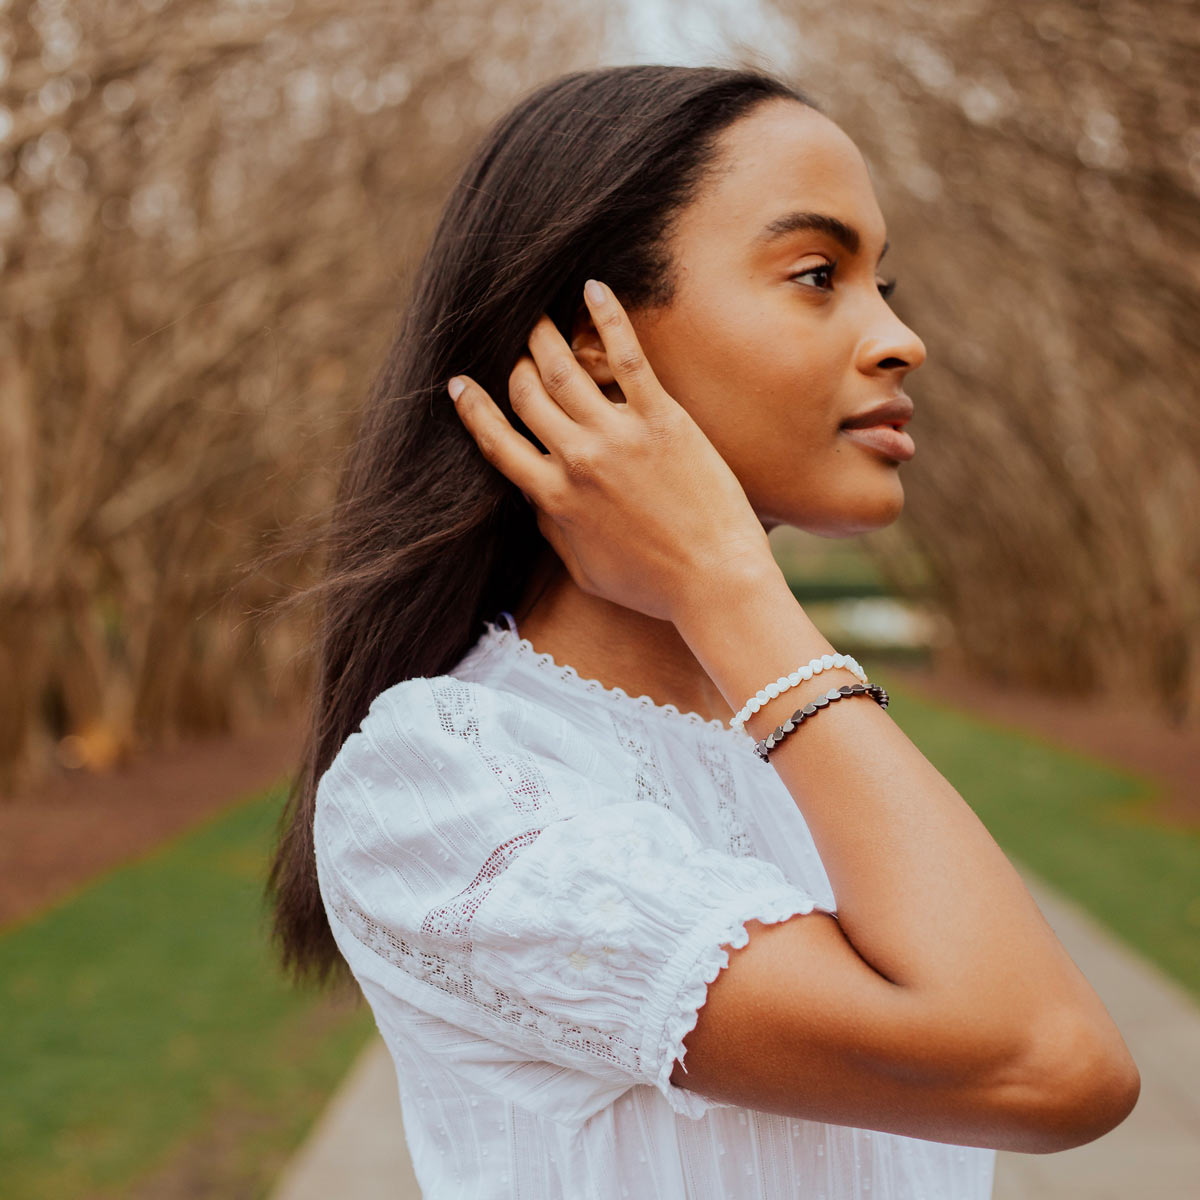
[581,278,660,412]
[448,279,660,501]
[448,375,557,502]
[508,353,580,448]
[525,314,613,426]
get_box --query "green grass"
[873,666,1200,1001]
[0,787,375,1200]
[771,532,893,589]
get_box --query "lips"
[839,424,916,461]
[840,394,915,430]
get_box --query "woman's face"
[585,99,926,538]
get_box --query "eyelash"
[792,261,897,300]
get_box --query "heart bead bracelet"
[753,682,890,763]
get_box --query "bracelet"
[753,683,889,763]
[730,653,867,731]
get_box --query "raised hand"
[447,279,775,624]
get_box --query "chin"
[786,477,906,538]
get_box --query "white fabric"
[314,613,997,1199]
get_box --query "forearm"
[672,560,1122,1069]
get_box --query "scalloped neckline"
[478,617,756,746]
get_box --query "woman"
[269,65,1139,1198]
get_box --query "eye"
[791,261,899,300]
[791,262,837,290]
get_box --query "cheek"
[642,298,835,416]
[635,295,848,504]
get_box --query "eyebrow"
[755,210,889,262]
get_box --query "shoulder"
[360,672,613,773]
[365,673,549,748]
[316,673,634,828]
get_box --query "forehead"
[679,99,887,252]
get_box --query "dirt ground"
[0,718,305,930]
[2,666,1197,931]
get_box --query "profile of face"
[570,98,927,539]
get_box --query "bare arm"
[667,559,1141,1152]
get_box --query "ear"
[568,301,624,401]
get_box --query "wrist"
[670,554,788,635]
[671,563,868,737]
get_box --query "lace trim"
[480,617,756,745]
[333,891,647,1075]
[653,890,832,1120]
[420,828,543,943]
[695,735,756,858]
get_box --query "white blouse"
[314,612,997,1199]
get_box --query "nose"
[859,308,927,377]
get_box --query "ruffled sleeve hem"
[647,887,838,1120]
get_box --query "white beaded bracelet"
[730,653,868,731]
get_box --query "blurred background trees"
[0,0,599,790]
[1,0,1197,792]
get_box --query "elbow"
[1013,1016,1141,1154]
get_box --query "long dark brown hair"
[268,64,817,984]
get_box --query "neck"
[511,548,736,726]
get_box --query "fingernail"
[447,376,465,400]
[584,279,606,305]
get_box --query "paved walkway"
[270,1033,418,1200]
[270,861,1200,1199]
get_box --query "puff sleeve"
[314,674,837,1127]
